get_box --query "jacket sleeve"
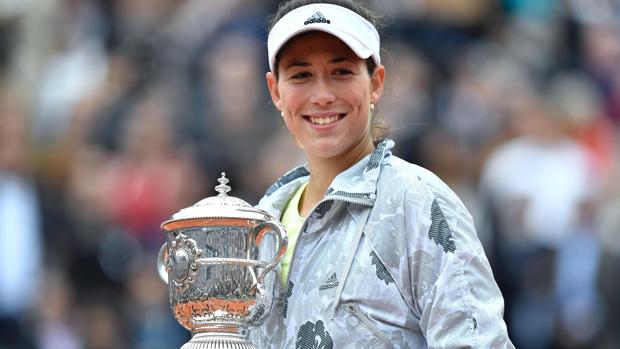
[408,186,515,348]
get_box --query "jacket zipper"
[348,304,394,348]
[280,195,376,320]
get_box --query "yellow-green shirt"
[280,181,308,286]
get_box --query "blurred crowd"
[1,0,620,348]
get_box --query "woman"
[252,1,514,347]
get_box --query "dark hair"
[267,0,389,140]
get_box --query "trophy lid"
[161,172,272,231]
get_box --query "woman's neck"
[299,139,374,216]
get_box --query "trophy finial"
[215,172,231,196]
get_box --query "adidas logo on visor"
[304,11,331,25]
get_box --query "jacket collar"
[257,139,394,216]
[325,138,393,204]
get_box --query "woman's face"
[267,31,384,160]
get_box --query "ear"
[266,72,283,111]
[370,64,385,104]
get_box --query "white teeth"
[310,115,340,125]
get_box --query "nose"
[310,76,335,105]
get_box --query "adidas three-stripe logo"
[304,11,331,25]
[319,273,338,291]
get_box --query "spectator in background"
[34,269,81,349]
[480,90,603,348]
[379,41,433,164]
[123,257,188,349]
[437,46,512,153]
[579,24,620,126]
[31,0,108,146]
[0,87,42,349]
[101,86,204,251]
[188,29,278,202]
[548,70,616,188]
[596,147,620,348]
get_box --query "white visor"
[267,3,381,72]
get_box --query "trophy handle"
[254,219,288,284]
[157,243,170,284]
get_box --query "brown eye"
[334,69,352,76]
[290,72,311,80]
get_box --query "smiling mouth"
[305,113,346,126]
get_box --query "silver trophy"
[157,173,287,349]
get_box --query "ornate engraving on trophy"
[173,298,257,330]
[170,233,202,293]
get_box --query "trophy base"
[181,332,256,349]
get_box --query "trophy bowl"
[157,173,287,349]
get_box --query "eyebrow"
[284,56,351,70]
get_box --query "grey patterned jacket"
[251,139,514,348]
